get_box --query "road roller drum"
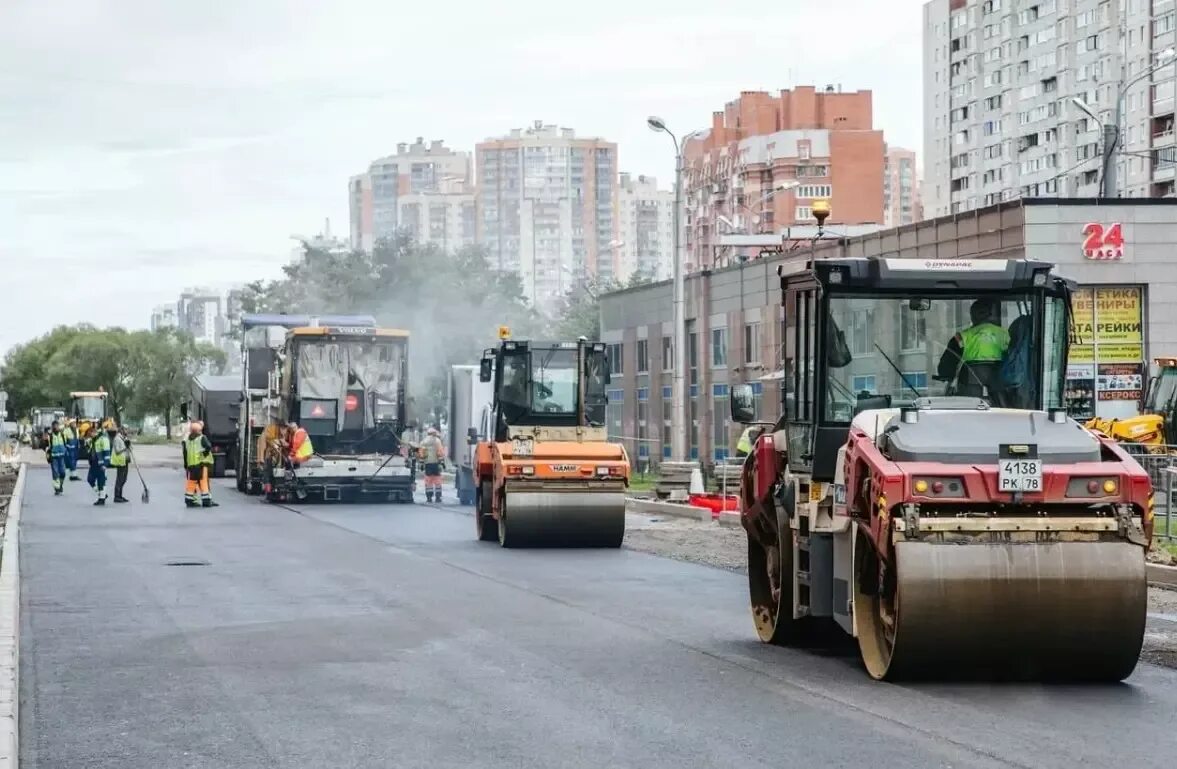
[497,490,626,548]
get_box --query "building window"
[711,328,728,367]
[607,343,623,376]
[900,304,927,351]
[901,371,930,395]
[796,184,833,198]
[744,322,761,364]
[688,332,698,385]
[606,388,624,443]
[689,398,698,460]
[848,309,875,356]
[636,339,649,373]
[636,388,650,463]
[852,375,877,393]
[796,206,812,221]
[712,384,730,460]
[661,385,672,460]
[662,336,673,371]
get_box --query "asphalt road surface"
[19,465,1177,769]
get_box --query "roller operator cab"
[730,257,1153,682]
[261,323,414,503]
[473,331,629,548]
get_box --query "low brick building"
[599,198,1176,467]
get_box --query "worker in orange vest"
[286,422,314,467]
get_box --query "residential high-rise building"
[348,138,473,251]
[682,87,886,269]
[177,288,222,346]
[883,146,924,226]
[617,173,674,281]
[923,0,1177,217]
[477,121,620,309]
[395,174,477,253]
[150,305,178,332]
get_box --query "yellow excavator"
[1085,358,1177,453]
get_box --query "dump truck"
[28,406,65,449]
[235,313,377,494]
[258,322,414,503]
[473,329,629,547]
[180,374,242,478]
[448,364,495,506]
[1085,357,1177,452]
[730,256,1152,681]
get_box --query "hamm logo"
[550,464,578,472]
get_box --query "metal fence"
[1119,445,1177,541]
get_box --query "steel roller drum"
[856,539,1147,681]
[499,491,626,548]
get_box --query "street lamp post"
[1073,48,1175,197]
[648,116,690,462]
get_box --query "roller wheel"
[476,479,497,542]
[853,524,899,680]
[235,457,247,493]
[747,485,802,645]
[497,493,517,548]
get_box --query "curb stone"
[0,463,25,769]
[717,510,742,528]
[625,497,712,522]
[1147,563,1177,590]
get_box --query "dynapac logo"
[550,464,578,472]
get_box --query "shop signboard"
[1068,286,1143,364]
[1065,286,1145,418]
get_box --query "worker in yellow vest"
[182,421,218,508]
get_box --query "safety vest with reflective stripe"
[63,426,76,444]
[48,432,67,458]
[184,436,212,468]
[91,434,111,466]
[110,434,128,467]
[420,436,443,463]
[958,322,1010,363]
[736,427,756,456]
[291,428,313,461]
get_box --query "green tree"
[0,325,225,428]
[128,329,227,436]
[237,235,545,420]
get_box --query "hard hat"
[102,418,115,431]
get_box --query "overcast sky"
[0,0,927,357]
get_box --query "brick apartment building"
[682,87,887,269]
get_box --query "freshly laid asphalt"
[18,464,1177,768]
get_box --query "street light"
[734,179,801,233]
[648,115,691,462]
[1081,48,1176,197]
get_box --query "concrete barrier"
[1148,562,1177,590]
[625,497,713,522]
[717,510,742,528]
[0,463,25,768]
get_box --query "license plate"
[511,438,534,457]
[998,458,1042,493]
